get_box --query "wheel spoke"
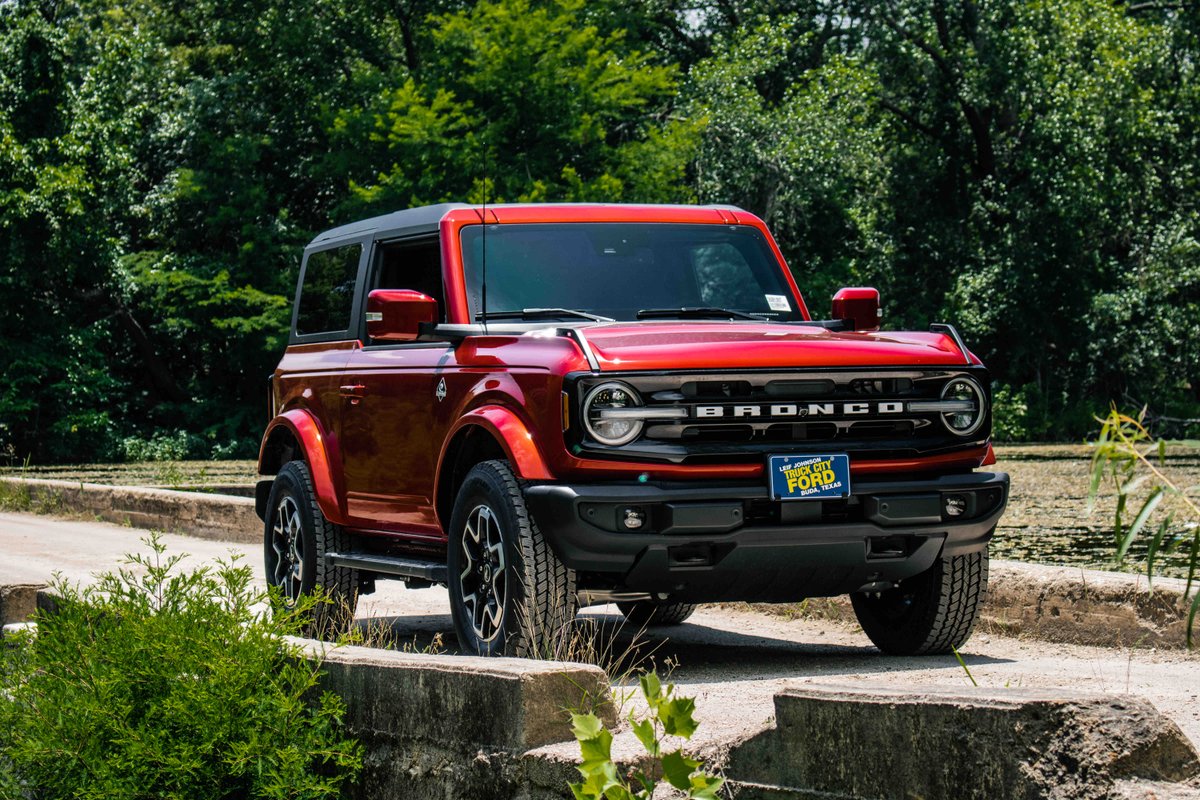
[269,496,303,602]
[459,504,507,643]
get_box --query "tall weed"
[1090,408,1200,646]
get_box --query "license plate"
[768,454,851,501]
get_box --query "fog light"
[944,494,967,517]
[622,507,646,530]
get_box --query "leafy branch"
[1090,408,1200,646]
[569,672,723,800]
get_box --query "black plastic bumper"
[523,471,1009,603]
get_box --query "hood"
[576,322,977,371]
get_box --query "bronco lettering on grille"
[692,401,906,419]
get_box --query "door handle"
[339,384,366,404]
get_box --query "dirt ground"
[3,511,1197,752]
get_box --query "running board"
[325,552,448,584]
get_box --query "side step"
[325,552,448,584]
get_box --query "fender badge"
[435,377,447,402]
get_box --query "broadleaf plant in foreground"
[569,671,723,800]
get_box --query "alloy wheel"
[458,504,508,642]
[270,495,304,602]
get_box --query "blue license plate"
[768,454,851,501]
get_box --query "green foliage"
[687,17,884,304]
[4,0,1200,460]
[334,0,697,214]
[1089,409,1200,647]
[569,672,723,800]
[119,429,197,462]
[0,534,362,798]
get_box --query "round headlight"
[583,382,643,446]
[940,376,986,436]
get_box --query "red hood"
[577,322,977,371]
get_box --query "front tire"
[851,548,989,656]
[264,460,358,638]
[617,600,698,627]
[447,460,576,657]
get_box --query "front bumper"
[523,471,1009,603]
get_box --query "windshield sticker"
[765,294,792,312]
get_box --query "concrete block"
[35,588,59,617]
[0,583,43,624]
[297,641,615,800]
[725,684,1200,800]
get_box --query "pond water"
[991,445,1199,582]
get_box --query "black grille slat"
[764,379,835,397]
[680,380,753,398]
[680,425,754,442]
[766,422,839,441]
[847,421,915,439]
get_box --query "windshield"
[460,223,803,322]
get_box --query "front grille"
[570,368,991,464]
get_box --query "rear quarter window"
[296,244,361,335]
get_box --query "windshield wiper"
[636,307,770,321]
[476,308,615,323]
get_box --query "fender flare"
[259,409,344,524]
[435,405,553,515]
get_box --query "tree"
[333,0,700,215]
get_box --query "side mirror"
[831,287,881,332]
[366,289,438,342]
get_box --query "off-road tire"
[850,547,989,656]
[264,460,358,638]
[447,459,576,658]
[617,600,698,627]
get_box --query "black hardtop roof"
[309,203,469,247]
[307,202,748,248]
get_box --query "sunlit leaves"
[569,671,723,800]
[336,0,696,214]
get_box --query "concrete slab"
[724,683,1200,799]
[0,583,42,624]
[296,640,615,799]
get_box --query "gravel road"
[3,510,1197,750]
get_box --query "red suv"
[256,203,1008,656]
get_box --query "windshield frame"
[458,221,807,324]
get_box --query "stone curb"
[985,560,1197,649]
[0,476,259,543]
[5,475,1198,649]
[723,683,1200,799]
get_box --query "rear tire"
[263,460,358,638]
[447,460,576,657]
[617,600,698,627]
[851,547,989,656]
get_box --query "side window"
[373,238,445,323]
[297,244,361,335]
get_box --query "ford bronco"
[256,203,1008,656]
